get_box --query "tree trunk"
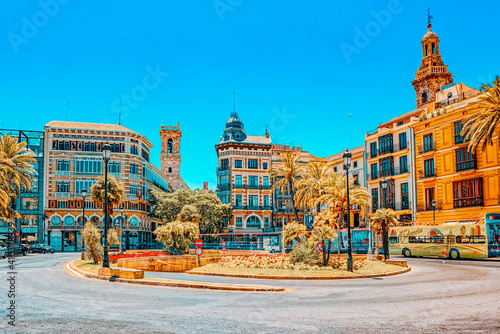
[326,239,331,264]
[383,223,389,260]
[322,240,327,265]
[289,180,299,221]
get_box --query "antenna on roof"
[118,97,122,125]
[65,101,73,121]
[426,7,433,27]
[230,89,238,117]
[348,114,352,149]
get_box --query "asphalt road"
[1,253,499,333]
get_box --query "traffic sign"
[222,246,227,252]
[316,242,322,252]
[222,241,227,247]
[114,218,121,228]
[15,232,20,237]
[194,239,203,248]
[195,247,203,256]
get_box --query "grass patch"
[189,261,404,277]
[73,260,118,274]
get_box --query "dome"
[422,25,437,40]
[225,112,244,129]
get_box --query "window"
[397,121,404,126]
[380,157,393,177]
[111,143,121,153]
[379,134,393,155]
[57,160,69,171]
[401,183,409,210]
[108,162,120,173]
[372,189,379,211]
[248,159,258,169]
[398,132,407,150]
[423,134,433,152]
[21,198,39,210]
[248,195,258,207]
[424,159,435,178]
[58,141,70,150]
[235,217,243,228]
[370,142,377,158]
[422,92,428,103]
[353,174,359,186]
[235,195,242,207]
[370,163,378,180]
[75,178,97,195]
[263,195,269,207]
[168,167,172,174]
[20,214,38,227]
[57,182,69,193]
[453,178,483,208]
[425,45,428,56]
[221,159,229,169]
[130,185,139,197]
[425,187,435,211]
[456,148,476,172]
[353,161,358,168]
[432,43,435,54]
[56,201,68,209]
[454,121,469,144]
[249,176,258,188]
[264,217,270,228]
[75,158,102,174]
[333,167,337,173]
[84,142,96,152]
[246,216,261,229]
[130,163,139,175]
[131,145,138,155]
[263,176,269,187]
[234,160,243,168]
[167,139,173,153]
[262,162,268,170]
[235,175,242,185]
[399,156,408,174]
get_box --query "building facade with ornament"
[43,121,169,251]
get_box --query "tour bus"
[389,213,500,259]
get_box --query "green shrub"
[289,241,320,266]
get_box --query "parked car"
[0,247,6,258]
[265,243,292,253]
[8,244,29,256]
[29,243,56,254]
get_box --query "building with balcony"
[43,121,169,251]
[0,129,45,243]
[327,145,368,227]
[215,112,273,232]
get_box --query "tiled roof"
[217,135,272,146]
[45,121,138,134]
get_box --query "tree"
[90,174,125,216]
[314,209,340,260]
[295,161,329,211]
[371,208,398,260]
[107,228,119,246]
[310,225,337,266]
[81,222,103,263]
[269,152,301,220]
[461,81,500,153]
[289,240,320,266]
[154,220,200,255]
[0,135,37,228]
[152,189,197,223]
[283,220,307,246]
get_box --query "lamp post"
[120,209,126,254]
[381,178,388,209]
[81,188,87,255]
[102,144,111,268]
[431,199,436,224]
[343,149,353,272]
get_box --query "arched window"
[167,139,173,153]
[64,216,75,226]
[168,167,172,173]
[425,45,428,56]
[51,216,62,226]
[129,217,139,227]
[246,216,262,229]
[432,43,435,54]
[422,92,428,103]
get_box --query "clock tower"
[411,20,453,108]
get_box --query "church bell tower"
[160,123,188,191]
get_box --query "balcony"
[55,192,70,197]
[233,204,245,210]
[418,143,435,154]
[456,160,477,172]
[130,174,141,180]
[247,205,261,210]
[398,141,409,151]
[420,170,436,179]
[395,201,411,211]
[247,184,260,190]
[217,183,231,191]
[261,185,271,190]
[417,202,442,212]
[233,184,245,189]
[366,172,379,181]
[217,166,230,172]
[454,196,483,208]
[55,171,71,176]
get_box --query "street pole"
[102,144,111,268]
[81,188,87,256]
[431,199,436,224]
[343,150,353,272]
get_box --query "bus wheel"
[403,248,411,257]
[449,249,460,260]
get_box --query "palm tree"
[295,161,329,211]
[461,81,500,153]
[310,225,337,266]
[283,220,307,246]
[81,222,103,263]
[269,152,301,221]
[314,209,340,259]
[370,208,398,260]
[90,174,125,217]
[0,135,37,228]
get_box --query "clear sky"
[1,1,499,189]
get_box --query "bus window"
[417,236,430,243]
[456,236,469,243]
[430,236,444,243]
[409,236,417,243]
[389,236,399,243]
[470,235,485,244]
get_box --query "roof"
[377,109,422,128]
[216,134,272,146]
[45,121,138,134]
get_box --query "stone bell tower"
[160,123,189,191]
[411,16,453,108]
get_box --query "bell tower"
[160,123,188,191]
[411,12,453,108]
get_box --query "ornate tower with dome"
[411,20,453,108]
[159,123,189,191]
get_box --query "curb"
[64,261,285,292]
[186,266,412,280]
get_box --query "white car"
[0,247,6,259]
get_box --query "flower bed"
[109,251,168,263]
[218,255,366,271]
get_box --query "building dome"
[422,25,437,40]
[225,112,244,129]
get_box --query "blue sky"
[1,1,499,189]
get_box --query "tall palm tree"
[461,82,500,153]
[0,135,37,228]
[283,220,307,246]
[90,174,125,217]
[313,209,339,261]
[295,161,329,211]
[370,208,398,260]
[310,225,337,266]
[269,152,301,221]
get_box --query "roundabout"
[1,253,500,333]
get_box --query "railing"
[415,65,448,81]
[130,174,141,179]
[217,166,230,172]
[418,143,435,154]
[417,202,442,212]
[365,149,378,159]
[217,183,231,191]
[454,196,483,208]
[55,171,71,176]
[233,184,245,189]
[247,184,259,190]
[261,185,271,190]
[233,204,244,210]
[420,171,436,179]
[395,201,411,211]
[55,192,70,197]
[456,160,477,172]
[110,172,122,178]
[366,173,379,181]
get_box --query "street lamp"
[431,199,436,224]
[120,209,127,254]
[343,149,353,272]
[102,144,111,268]
[81,188,87,254]
[381,178,388,209]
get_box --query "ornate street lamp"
[120,209,127,254]
[381,178,388,209]
[102,144,111,268]
[343,149,353,272]
[431,199,436,224]
[81,188,87,254]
